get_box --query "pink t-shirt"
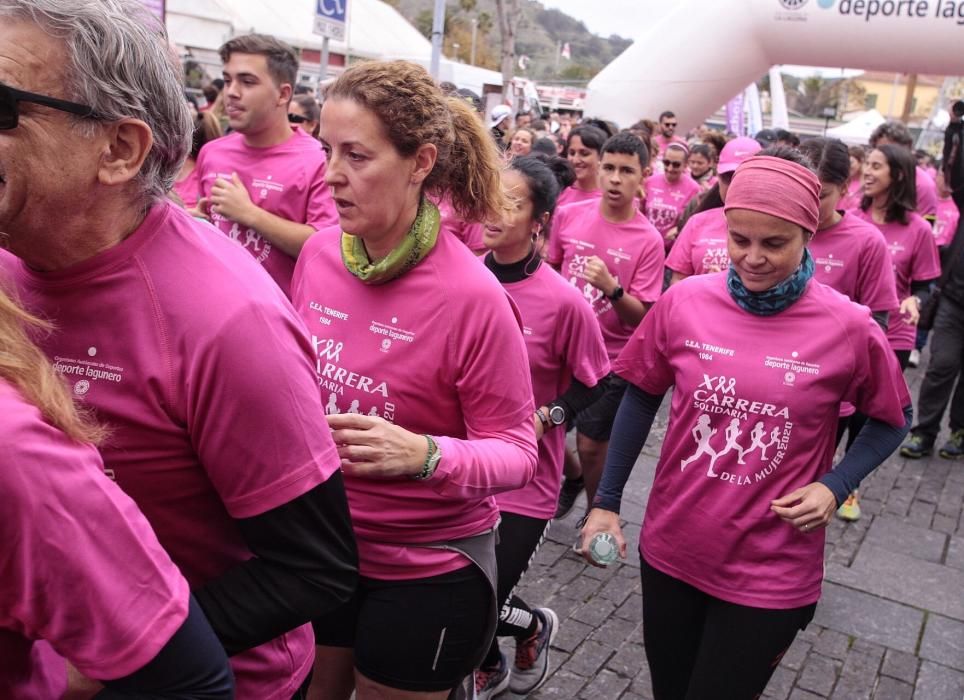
[172,164,200,209]
[493,264,610,519]
[644,172,701,243]
[292,226,538,580]
[665,208,729,277]
[653,133,686,159]
[437,196,487,254]
[934,197,960,247]
[556,185,602,209]
[853,209,942,351]
[839,180,864,212]
[3,202,341,700]
[916,165,939,217]
[615,273,910,608]
[0,382,188,699]
[810,211,899,313]
[547,200,665,360]
[195,128,338,296]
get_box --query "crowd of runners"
[3,0,964,698]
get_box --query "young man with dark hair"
[655,109,686,159]
[547,133,665,522]
[193,33,337,297]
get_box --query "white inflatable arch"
[585,0,964,130]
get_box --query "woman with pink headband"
[580,152,912,699]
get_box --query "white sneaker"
[909,349,921,368]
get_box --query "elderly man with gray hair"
[0,1,358,698]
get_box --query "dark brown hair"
[219,34,298,91]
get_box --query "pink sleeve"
[613,289,675,393]
[428,289,538,498]
[305,155,339,231]
[855,233,900,312]
[546,208,569,265]
[846,315,912,426]
[910,221,942,283]
[1,413,189,680]
[563,292,611,387]
[916,170,939,217]
[185,300,339,518]
[627,229,666,303]
[666,218,697,275]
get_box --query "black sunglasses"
[0,81,99,130]
[663,121,678,128]
[663,159,684,169]
[288,113,308,124]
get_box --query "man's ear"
[97,119,154,187]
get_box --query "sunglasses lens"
[0,89,16,129]
[288,113,306,124]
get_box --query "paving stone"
[919,614,964,671]
[571,597,618,628]
[605,643,645,679]
[780,638,812,672]
[913,661,964,699]
[551,617,593,653]
[614,592,642,622]
[561,638,615,678]
[825,544,964,622]
[933,513,959,535]
[578,669,631,698]
[814,628,851,660]
[812,583,924,654]
[589,616,638,649]
[862,515,948,563]
[880,648,920,684]
[788,689,824,700]
[763,665,797,700]
[529,669,586,698]
[873,676,914,699]
[946,536,964,571]
[797,653,839,696]
[906,500,936,527]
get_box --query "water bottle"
[588,532,619,566]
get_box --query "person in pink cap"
[666,136,762,284]
[581,150,911,699]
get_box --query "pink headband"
[723,155,820,233]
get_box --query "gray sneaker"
[509,607,559,695]
[474,652,509,699]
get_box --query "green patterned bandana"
[341,199,441,285]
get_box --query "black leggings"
[641,558,816,700]
[481,511,551,667]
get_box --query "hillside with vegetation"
[384,0,633,84]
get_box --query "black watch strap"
[608,286,624,302]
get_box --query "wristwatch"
[608,285,624,302]
[548,404,567,427]
[412,435,442,480]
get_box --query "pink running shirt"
[173,165,201,209]
[195,128,338,296]
[292,226,538,580]
[644,172,701,244]
[437,196,487,254]
[916,166,939,217]
[0,382,188,699]
[557,185,602,209]
[493,264,610,519]
[839,180,863,212]
[665,208,729,277]
[853,209,942,351]
[934,198,960,247]
[614,273,910,608]
[547,200,665,360]
[809,211,899,313]
[3,202,341,700]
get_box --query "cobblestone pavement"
[500,360,964,699]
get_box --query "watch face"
[549,405,566,425]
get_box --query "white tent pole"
[429,0,445,79]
